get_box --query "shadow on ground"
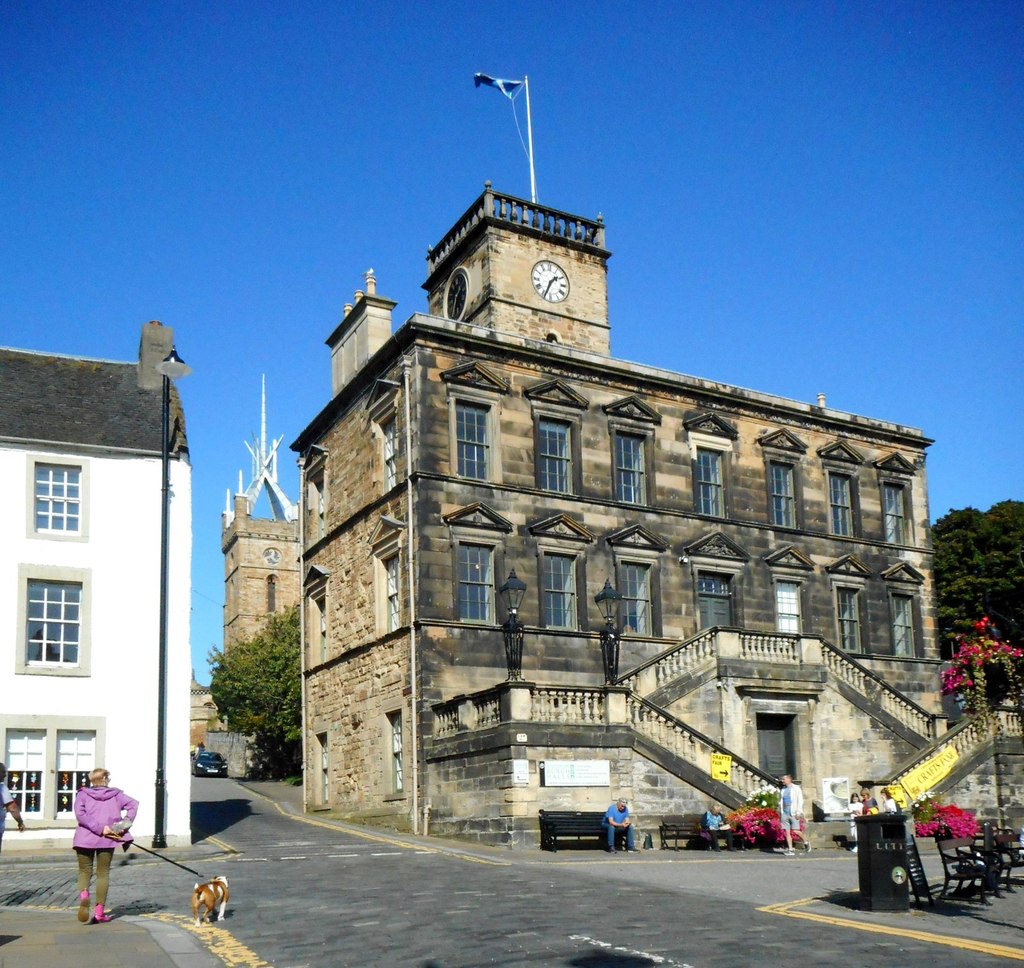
[190,797,254,841]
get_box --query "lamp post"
[152,346,191,848]
[595,579,622,684]
[499,569,527,681]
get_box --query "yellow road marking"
[758,897,1024,961]
[146,911,271,968]
[213,787,508,866]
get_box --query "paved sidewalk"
[0,907,221,968]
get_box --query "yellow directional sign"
[900,745,959,802]
[710,753,732,782]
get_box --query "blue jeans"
[602,821,635,850]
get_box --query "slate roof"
[0,348,188,455]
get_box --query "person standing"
[73,768,138,924]
[602,797,637,853]
[778,774,804,856]
[848,791,864,852]
[0,763,27,853]
[880,787,899,814]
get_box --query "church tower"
[422,182,612,354]
[221,378,300,649]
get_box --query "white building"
[0,321,193,848]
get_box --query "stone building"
[0,322,193,848]
[222,379,300,650]
[292,186,1020,845]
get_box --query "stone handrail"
[532,686,606,724]
[619,628,719,693]
[427,184,605,274]
[819,639,938,740]
[740,632,801,662]
[432,683,609,736]
[888,705,1022,793]
[627,695,776,800]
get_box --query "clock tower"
[423,183,612,355]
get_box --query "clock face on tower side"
[446,269,468,320]
[532,260,569,303]
[263,548,281,567]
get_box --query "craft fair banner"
[710,753,732,783]
[900,746,959,801]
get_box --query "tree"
[933,501,1024,648]
[208,607,302,779]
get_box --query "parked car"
[193,751,228,777]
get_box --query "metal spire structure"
[236,375,297,522]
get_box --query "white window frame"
[890,593,916,657]
[835,585,862,652]
[1,716,105,824]
[456,543,495,624]
[882,481,908,545]
[828,473,854,537]
[619,560,653,636]
[540,552,578,630]
[613,431,647,504]
[16,565,91,677]
[386,710,404,795]
[537,417,573,494]
[774,580,802,634]
[55,731,95,818]
[27,457,89,542]
[695,448,724,517]
[768,461,796,528]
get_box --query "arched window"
[267,575,277,613]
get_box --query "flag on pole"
[474,73,524,100]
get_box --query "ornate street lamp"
[152,346,191,848]
[595,578,622,684]
[499,569,527,681]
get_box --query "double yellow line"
[759,897,1024,961]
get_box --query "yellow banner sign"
[900,745,959,802]
[710,753,732,782]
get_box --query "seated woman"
[701,804,736,852]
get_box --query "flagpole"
[524,75,537,203]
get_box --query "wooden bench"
[994,832,1024,882]
[539,810,621,852]
[936,837,1000,904]
[659,814,707,851]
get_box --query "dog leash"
[127,840,204,878]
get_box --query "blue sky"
[2,2,1021,684]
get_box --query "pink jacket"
[72,786,138,850]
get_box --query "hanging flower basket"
[940,617,1023,721]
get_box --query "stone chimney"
[138,320,174,389]
[324,270,396,397]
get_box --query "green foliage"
[933,501,1024,643]
[208,607,301,779]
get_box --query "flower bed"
[727,788,785,846]
[912,796,979,839]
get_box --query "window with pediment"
[443,362,509,484]
[527,379,587,496]
[444,503,513,626]
[604,396,660,507]
[686,412,736,519]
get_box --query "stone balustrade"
[427,184,605,275]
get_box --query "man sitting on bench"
[702,804,736,852]
[602,797,638,853]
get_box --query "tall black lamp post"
[152,346,191,848]
[595,579,622,684]
[499,569,527,681]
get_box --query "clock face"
[446,269,468,320]
[532,260,569,302]
[263,548,281,567]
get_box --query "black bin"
[855,814,909,912]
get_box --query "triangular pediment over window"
[524,379,589,410]
[369,515,405,548]
[602,395,662,425]
[817,439,865,465]
[442,502,513,533]
[758,428,807,453]
[440,361,510,394]
[367,378,401,411]
[605,524,669,551]
[881,561,925,584]
[826,554,872,577]
[874,452,917,475]
[528,513,594,543]
[304,564,330,590]
[764,546,815,570]
[684,411,739,440]
[684,530,750,561]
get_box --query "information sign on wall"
[512,759,530,785]
[539,760,611,787]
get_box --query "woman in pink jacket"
[73,768,138,924]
